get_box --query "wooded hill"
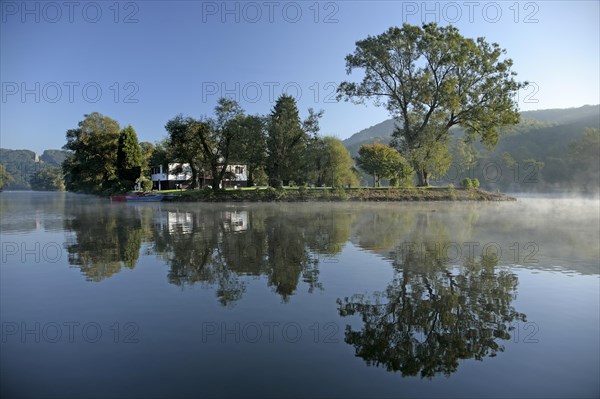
[343,105,600,192]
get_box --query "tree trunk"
[190,167,198,189]
[211,165,220,191]
[248,169,254,187]
[416,169,430,187]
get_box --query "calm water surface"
[1,191,599,398]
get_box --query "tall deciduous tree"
[116,125,143,191]
[166,98,249,191]
[62,112,121,194]
[203,97,246,191]
[165,115,205,189]
[234,115,267,186]
[356,143,411,187]
[338,23,524,186]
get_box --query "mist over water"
[1,192,598,398]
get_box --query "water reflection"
[338,260,524,378]
[63,204,147,281]
[1,192,598,395]
[338,213,526,378]
[151,206,356,304]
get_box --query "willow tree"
[338,23,524,186]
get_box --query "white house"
[151,163,248,190]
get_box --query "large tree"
[203,97,247,191]
[164,115,205,189]
[266,95,310,187]
[356,143,411,187]
[338,23,524,186]
[310,136,359,188]
[116,125,143,191]
[62,112,121,194]
[166,98,249,191]
[234,115,267,186]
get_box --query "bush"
[333,187,347,200]
[462,178,473,189]
[141,178,153,192]
[471,178,480,189]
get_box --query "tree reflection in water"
[338,213,526,378]
[64,204,146,281]
[62,202,527,375]
[151,206,356,305]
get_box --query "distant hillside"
[343,105,600,156]
[0,148,69,190]
[343,105,600,192]
[519,105,600,125]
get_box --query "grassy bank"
[162,187,516,202]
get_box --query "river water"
[1,191,598,398]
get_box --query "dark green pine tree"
[266,95,307,187]
[116,125,143,191]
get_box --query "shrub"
[462,178,473,189]
[141,178,153,192]
[471,178,480,189]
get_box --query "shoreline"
[162,187,517,202]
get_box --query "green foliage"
[140,177,153,192]
[356,143,411,187]
[338,23,523,186]
[40,150,69,167]
[232,115,267,186]
[0,149,70,190]
[309,136,359,188]
[29,167,64,191]
[0,164,14,191]
[139,141,155,178]
[266,95,310,187]
[166,98,252,191]
[116,125,143,191]
[148,140,170,172]
[461,178,479,190]
[338,106,598,192]
[569,128,600,192]
[164,115,205,189]
[62,112,121,194]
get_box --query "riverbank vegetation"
[163,186,514,202]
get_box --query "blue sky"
[1,0,599,152]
